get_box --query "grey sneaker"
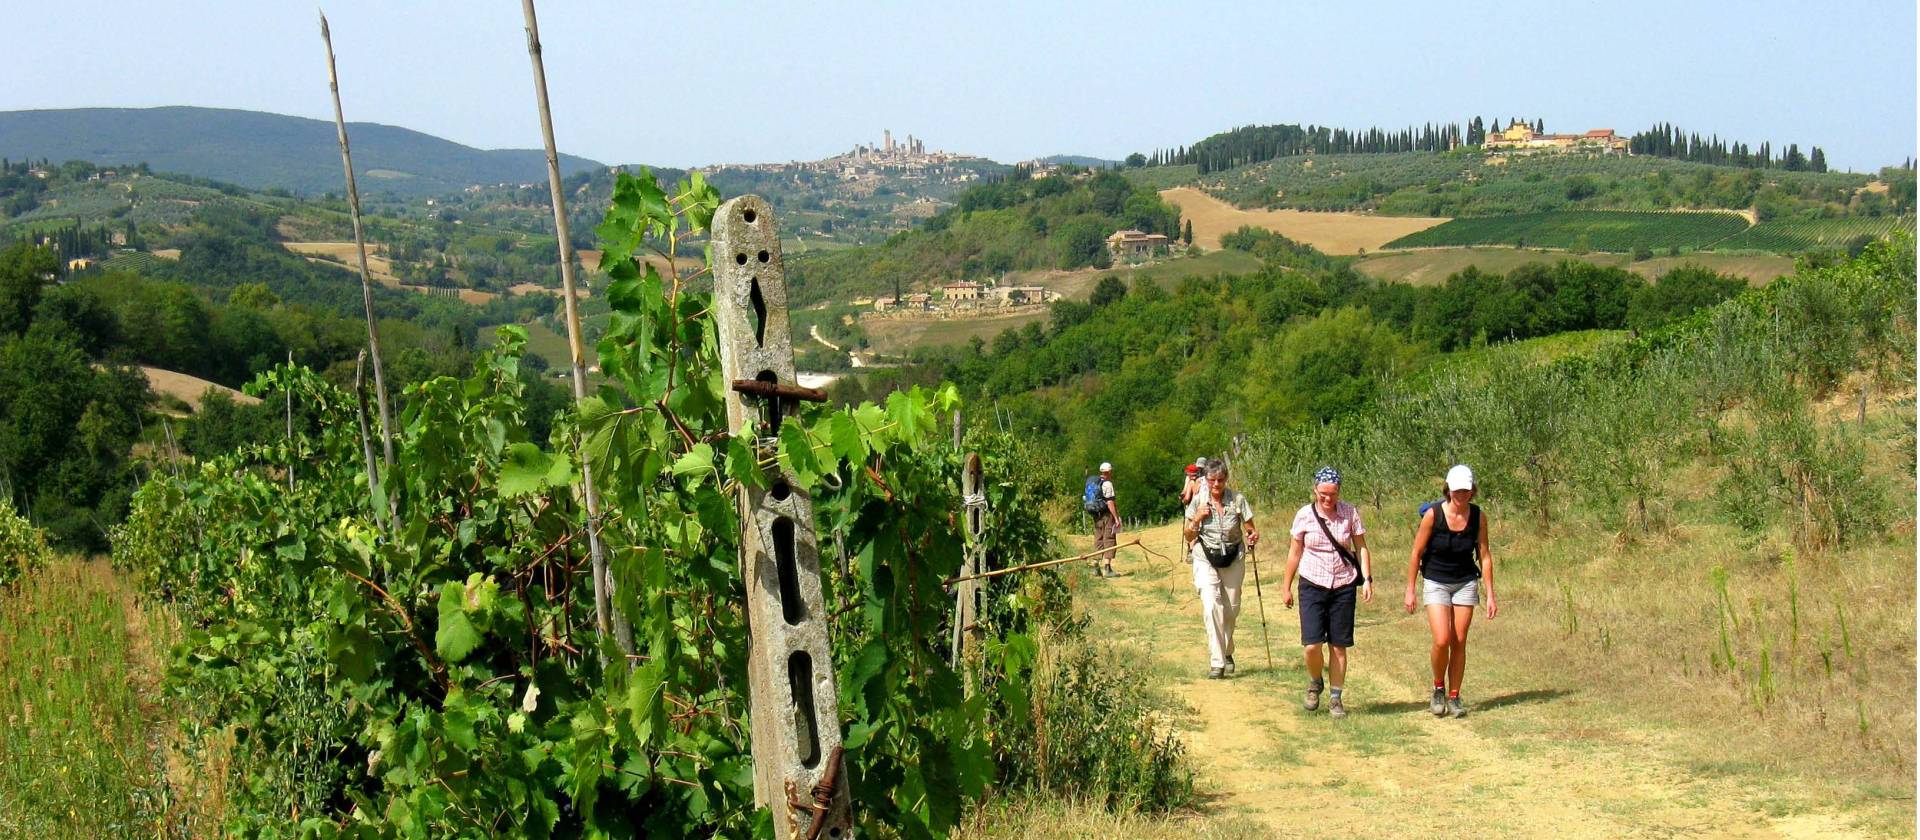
[1207,667,1225,680]
[1304,679,1324,711]
[1224,657,1235,676]
[1430,687,1448,716]
[1329,693,1348,718]
[1448,696,1466,718]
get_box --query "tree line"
[1129,118,1843,176]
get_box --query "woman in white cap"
[1402,464,1498,718]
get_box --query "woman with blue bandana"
[1282,466,1373,718]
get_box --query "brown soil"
[135,366,260,410]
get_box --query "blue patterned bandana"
[1313,466,1341,486]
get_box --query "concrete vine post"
[317,13,396,475]
[952,452,987,684]
[517,0,631,657]
[712,196,855,840]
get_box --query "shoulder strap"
[1311,504,1361,570]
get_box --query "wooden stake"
[354,350,389,531]
[319,13,396,473]
[519,0,629,656]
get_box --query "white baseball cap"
[1446,464,1475,491]
[1099,462,1112,473]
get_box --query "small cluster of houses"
[870,280,1059,313]
[1105,229,1173,259]
[1484,124,1629,154]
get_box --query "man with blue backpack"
[1084,462,1119,577]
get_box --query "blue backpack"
[1083,476,1107,514]
[1417,499,1445,521]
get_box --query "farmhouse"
[1106,229,1170,257]
[941,281,983,302]
[1484,123,1628,154]
[993,285,1057,305]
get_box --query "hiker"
[1181,457,1210,506]
[1403,464,1498,718]
[1085,462,1119,577]
[1181,457,1209,555]
[1185,460,1258,678]
[1283,466,1373,718]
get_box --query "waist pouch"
[1202,542,1242,569]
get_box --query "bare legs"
[1425,603,1475,690]
[1304,643,1348,688]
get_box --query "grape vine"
[114,169,1065,838]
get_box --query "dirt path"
[1074,523,1878,839]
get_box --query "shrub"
[0,498,51,587]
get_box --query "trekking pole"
[1248,543,1274,671]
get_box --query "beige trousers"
[1191,546,1245,669]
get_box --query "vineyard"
[1382,210,1750,252]
[1712,213,1916,252]
[96,170,1185,837]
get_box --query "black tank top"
[1420,502,1480,584]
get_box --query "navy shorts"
[1298,579,1356,647]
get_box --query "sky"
[6,0,1915,173]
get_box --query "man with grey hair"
[1184,460,1259,678]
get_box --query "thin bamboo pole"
[319,13,396,473]
[354,351,389,531]
[519,0,630,655]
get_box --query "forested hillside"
[876,226,1758,519]
[0,107,603,196]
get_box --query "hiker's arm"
[1243,514,1258,548]
[1106,498,1119,530]
[1353,532,1373,602]
[1406,509,1434,613]
[1480,513,1497,619]
[1282,535,1303,607]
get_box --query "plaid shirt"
[1290,501,1366,589]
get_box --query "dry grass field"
[136,366,259,411]
[280,241,401,287]
[1160,187,1447,255]
[1355,247,1797,287]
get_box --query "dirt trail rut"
[1075,523,1875,839]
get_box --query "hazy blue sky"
[8,1,1914,172]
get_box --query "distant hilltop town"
[705,131,985,184]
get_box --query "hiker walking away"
[1185,461,1258,678]
[1403,464,1498,718]
[1085,462,1120,577]
[1283,466,1373,718]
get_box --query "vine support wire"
[712,196,855,840]
[518,0,631,657]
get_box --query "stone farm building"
[941,281,983,302]
[1107,229,1171,258]
[1484,123,1629,154]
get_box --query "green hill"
[0,107,603,197]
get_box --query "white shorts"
[1422,578,1479,607]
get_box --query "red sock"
[1448,690,1460,698]
[1434,680,1444,689]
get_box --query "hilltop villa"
[1484,123,1629,154]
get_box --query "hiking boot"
[1103,565,1116,577]
[1430,687,1448,716]
[1224,657,1235,676]
[1304,679,1324,711]
[1329,694,1348,719]
[1207,667,1225,680]
[1448,696,1466,718]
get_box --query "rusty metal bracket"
[712,196,856,840]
